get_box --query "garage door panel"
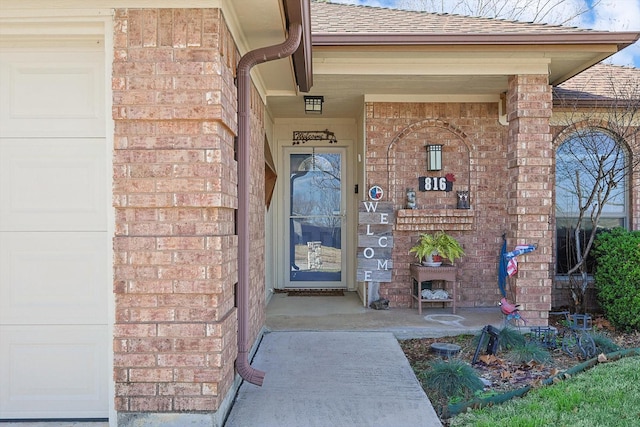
[0,232,108,324]
[0,138,107,231]
[0,325,108,419]
[0,28,109,420]
[0,49,105,137]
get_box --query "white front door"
[0,37,109,419]
[284,147,347,288]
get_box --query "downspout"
[236,22,303,386]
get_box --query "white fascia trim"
[365,94,500,103]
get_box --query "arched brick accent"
[386,119,474,208]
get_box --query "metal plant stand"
[552,311,597,359]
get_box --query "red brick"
[156,294,205,307]
[174,397,217,411]
[114,353,157,367]
[115,383,157,396]
[156,236,205,250]
[126,338,173,353]
[157,265,206,280]
[157,354,206,367]
[177,337,222,352]
[129,308,176,322]
[157,323,206,338]
[114,324,157,338]
[129,368,174,382]
[128,397,172,412]
[174,368,221,383]
[158,382,202,396]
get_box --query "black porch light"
[426,144,443,171]
[304,95,324,114]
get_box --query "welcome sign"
[357,193,394,282]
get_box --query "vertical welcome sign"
[357,187,394,285]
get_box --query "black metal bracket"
[472,325,501,364]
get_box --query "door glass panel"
[288,151,343,284]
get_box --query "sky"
[328,0,640,67]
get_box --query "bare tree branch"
[396,0,601,26]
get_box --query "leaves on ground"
[400,314,640,407]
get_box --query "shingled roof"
[555,63,640,104]
[312,0,596,35]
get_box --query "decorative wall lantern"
[426,144,443,171]
[304,96,324,114]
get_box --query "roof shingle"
[555,63,640,101]
[311,0,597,35]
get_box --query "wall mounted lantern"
[304,95,324,114]
[426,144,443,171]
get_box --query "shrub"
[593,228,640,332]
[497,326,526,351]
[418,358,484,401]
[591,332,621,353]
[506,342,551,364]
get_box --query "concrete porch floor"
[266,291,505,339]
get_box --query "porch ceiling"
[265,43,622,119]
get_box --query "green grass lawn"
[450,356,640,427]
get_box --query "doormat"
[278,289,344,297]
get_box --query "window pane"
[555,129,627,275]
[556,130,626,217]
[556,218,624,274]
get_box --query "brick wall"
[505,75,554,326]
[112,8,263,413]
[365,102,509,309]
[365,88,555,326]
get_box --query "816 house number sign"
[419,176,447,191]
[419,173,454,192]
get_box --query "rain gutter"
[236,0,310,386]
[312,32,640,49]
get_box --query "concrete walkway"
[5,295,501,426]
[224,331,442,427]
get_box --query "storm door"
[284,147,346,288]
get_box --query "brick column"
[112,9,240,416]
[505,75,554,326]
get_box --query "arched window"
[555,128,628,275]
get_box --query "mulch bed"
[399,313,640,423]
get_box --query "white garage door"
[0,36,109,419]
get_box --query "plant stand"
[410,264,457,315]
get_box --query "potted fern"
[409,231,465,266]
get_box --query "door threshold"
[276,289,345,296]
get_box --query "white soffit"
[0,0,298,99]
[314,57,550,76]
